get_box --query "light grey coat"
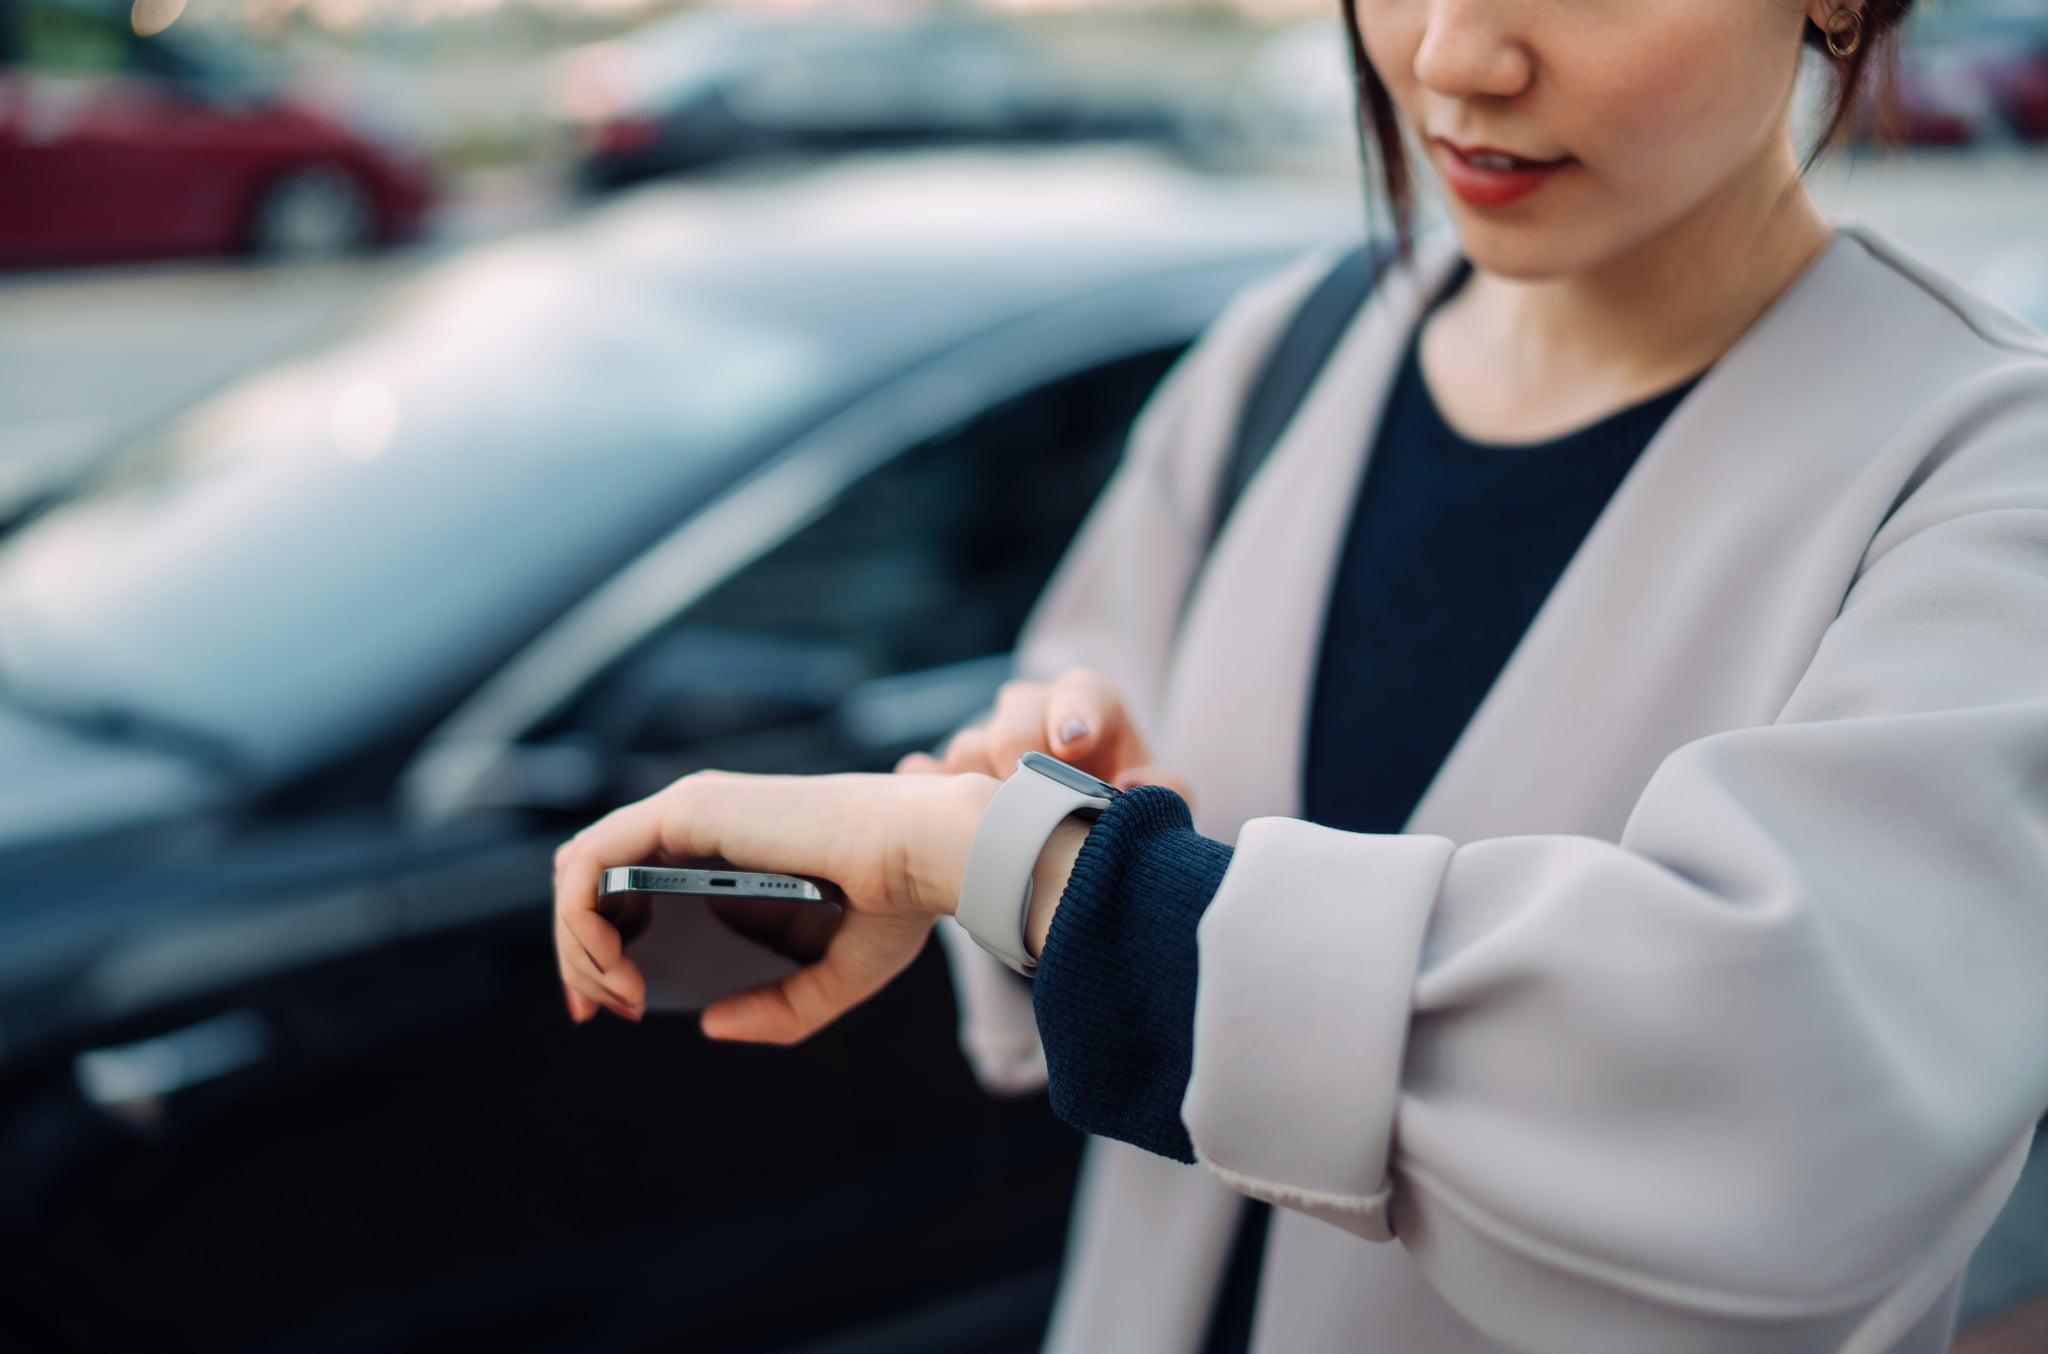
[933,221,2048,1354]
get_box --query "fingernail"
[1059,720,1088,745]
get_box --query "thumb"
[700,913,929,1045]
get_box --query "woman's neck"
[1420,150,1835,445]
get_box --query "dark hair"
[1337,0,1919,258]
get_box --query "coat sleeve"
[1179,367,2048,1353]
[934,248,1339,1097]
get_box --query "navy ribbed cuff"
[1030,785,1234,1163]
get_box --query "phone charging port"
[710,877,737,887]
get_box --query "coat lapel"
[1402,224,1935,844]
[1165,224,1935,848]
[1160,232,1464,839]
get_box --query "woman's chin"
[1445,214,1619,284]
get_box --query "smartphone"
[595,866,844,1012]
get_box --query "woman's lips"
[1433,139,1575,209]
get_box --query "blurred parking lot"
[3,0,2047,1349]
[8,142,2045,536]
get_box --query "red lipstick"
[1433,138,1574,208]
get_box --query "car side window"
[547,346,1183,774]
[689,347,1179,675]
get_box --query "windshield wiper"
[0,679,246,779]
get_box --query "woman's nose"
[1411,0,1535,102]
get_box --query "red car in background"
[0,0,434,269]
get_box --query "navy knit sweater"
[1029,256,1707,1351]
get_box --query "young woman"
[553,0,2048,1349]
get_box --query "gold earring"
[1825,5,1864,59]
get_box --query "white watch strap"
[956,753,1116,976]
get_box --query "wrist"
[1025,813,1094,960]
[913,773,999,917]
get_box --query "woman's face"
[1355,0,1829,278]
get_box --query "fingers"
[556,909,645,1019]
[551,785,708,1023]
[700,912,932,1044]
[565,986,600,1023]
[972,679,1054,778]
[562,969,630,1024]
[893,750,943,775]
[554,772,789,923]
[1043,667,1109,757]
[939,722,995,777]
[1042,667,1148,773]
[558,953,625,1024]
[1034,669,1133,771]
[563,899,626,974]
[698,956,847,1045]
[551,769,956,1036]
[552,771,868,1026]
[940,669,1153,783]
[1112,764,1198,812]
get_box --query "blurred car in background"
[0,149,1351,1353]
[552,8,1210,193]
[1855,0,2048,147]
[0,0,435,269]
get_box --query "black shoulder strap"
[1204,238,1398,553]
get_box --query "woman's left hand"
[553,769,998,1043]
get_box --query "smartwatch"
[955,751,1119,976]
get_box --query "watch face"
[1021,750,1119,799]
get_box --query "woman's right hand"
[894,666,1194,808]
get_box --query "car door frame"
[395,253,1288,835]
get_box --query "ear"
[1810,0,1875,54]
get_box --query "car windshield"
[0,247,837,774]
